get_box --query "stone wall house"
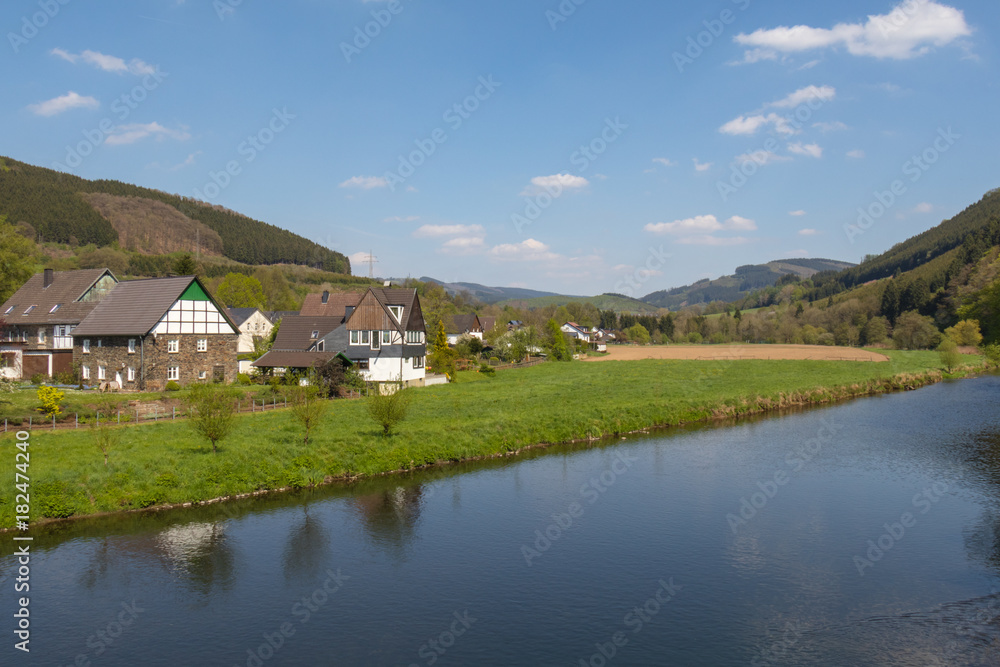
[0,268,118,379]
[72,276,239,390]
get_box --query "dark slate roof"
[226,307,260,327]
[252,350,337,369]
[264,310,298,324]
[72,276,234,336]
[269,315,343,352]
[447,313,480,335]
[0,269,115,325]
[479,316,497,333]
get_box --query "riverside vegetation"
[0,349,990,527]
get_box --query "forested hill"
[0,157,350,273]
[810,188,1000,295]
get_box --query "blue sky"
[3,0,998,296]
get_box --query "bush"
[686,332,703,344]
[893,311,942,350]
[30,373,49,386]
[938,338,962,372]
[36,481,75,519]
[289,385,329,445]
[165,381,182,391]
[981,343,1000,367]
[366,383,412,436]
[945,320,983,347]
[36,385,65,417]
[184,383,239,453]
[478,363,496,376]
[235,373,253,386]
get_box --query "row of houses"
[0,269,428,390]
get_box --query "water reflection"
[348,485,424,561]
[282,505,331,582]
[157,521,235,595]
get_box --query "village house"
[561,322,592,343]
[445,313,483,345]
[253,287,427,387]
[0,268,118,380]
[71,276,239,390]
[226,307,276,373]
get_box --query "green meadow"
[0,350,987,527]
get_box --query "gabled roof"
[264,310,298,324]
[252,350,338,369]
[72,276,236,336]
[268,315,343,352]
[344,288,425,334]
[0,269,117,325]
[447,313,481,335]
[479,316,497,333]
[300,292,362,319]
[226,307,262,327]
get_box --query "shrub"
[478,363,496,376]
[945,320,983,347]
[36,385,65,417]
[938,338,962,373]
[184,383,239,453]
[982,343,1000,367]
[165,381,182,391]
[366,383,412,436]
[235,373,253,386]
[289,385,329,445]
[36,481,75,519]
[893,311,942,350]
[30,373,49,386]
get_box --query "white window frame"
[3,306,13,315]
[128,339,136,354]
[382,331,392,345]
[127,367,135,382]
[82,365,90,380]
[350,331,359,345]
[198,370,207,380]
[360,330,370,345]
[317,340,325,352]
[388,306,403,321]
[98,366,106,381]
[413,356,424,369]
[168,340,179,354]
[406,331,423,344]
[82,339,91,354]
[197,338,208,352]
[167,366,180,381]
[371,331,381,351]
[311,330,320,339]
[49,304,61,313]
[37,329,46,344]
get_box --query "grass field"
[585,344,889,362]
[0,350,987,527]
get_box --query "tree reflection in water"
[350,485,424,561]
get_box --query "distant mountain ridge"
[0,156,350,273]
[419,277,568,303]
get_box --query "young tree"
[938,338,962,372]
[92,396,125,467]
[366,382,411,436]
[626,323,651,345]
[289,385,328,445]
[185,383,239,453]
[217,273,266,309]
[431,319,449,355]
[545,319,571,361]
[173,253,198,276]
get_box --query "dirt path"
[584,344,889,362]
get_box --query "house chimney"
[43,268,54,288]
[322,291,329,304]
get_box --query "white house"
[561,322,592,343]
[446,313,483,345]
[226,308,275,373]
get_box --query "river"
[3,376,1000,665]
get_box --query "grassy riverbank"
[0,350,988,527]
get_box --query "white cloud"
[339,175,388,190]
[768,85,836,108]
[798,228,820,236]
[384,216,420,222]
[51,48,155,75]
[413,224,485,238]
[440,236,486,255]
[788,142,823,158]
[847,149,866,159]
[169,151,201,171]
[693,158,713,172]
[349,251,375,268]
[733,150,791,167]
[104,122,190,145]
[913,202,934,213]
[652,157,675,167]
[676,235,752,246]
[27,91,99,116]
[734,0,971,60]
[813,121,849,132]
[789,210,807,217]
[520,173,589,196]
[797,59,822,70]
[730,48,779,65]
[720,113,796,136]
[488,238,560,262]
[645,215,756,235]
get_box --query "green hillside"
[0,157,349,273]
[498,293,661,314]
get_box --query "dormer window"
[388,306,403,321]
[23,305,36,315]
[311,330,320,339]
[317,340,325,352]
[49,304,61,313]
[4,306,14,315]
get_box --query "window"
[82,339,91,354]
[197,339,207,352]
[311,330,320,339]
[360,330,370,345]
[317,340,325,352]
[198,370,207,380]
[168,340,179,353]
[357,360,370,370]
[3,306,13,315]
[167,366,180,381]
[128,339,136,354]
[406,331,423,344]
[350,330,359,345]
[23,305,36,315]
[49,304,61,313]
[82,366,90,380]
[388,306,403,321]
[382,331,392,345]
[37,329,46,344]
[413,356,424,369]
[127,367,135,382]
[372,332,381,350]
[97,339,102,348]
[98,366,106,381]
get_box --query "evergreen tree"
[173,253,197,276]
[545,319,571,361]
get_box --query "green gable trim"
[180,281,211,302]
